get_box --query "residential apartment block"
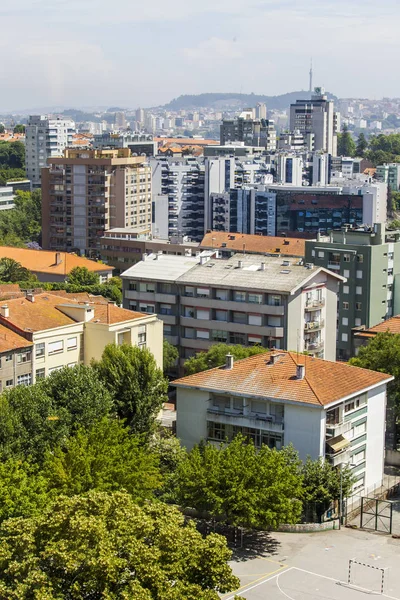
[42,148,152,257]
[26,116,75,187]
[220,117,277,151]
[121,253,344,365]
[93,132,157,157]
[376,163,400,191]
[174,351,392,493]
[305,224,400,360]
[290,87,339,156]
[0,292,163,384]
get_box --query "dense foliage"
[0,141,25,169]
[0,189,41,246]
[67,265,100,286]
[184,343,268,375]
[163,338,179,373]
[0,490,239,600]
[337,124,356,157]
[0,168,26,186]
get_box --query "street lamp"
[339,461,356,529]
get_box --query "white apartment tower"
[26,116,75,187]
[290,88,338,156]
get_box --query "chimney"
[260,262,265,271]
[238,260,243,269]
[55,252,62,265]
[296,364,305,380]
[0,305,9,318]
[200,255,208,265]
[269,353,281,365]
[26,292,35,303]
[225,354,234,370]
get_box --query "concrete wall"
[284,402,325,461]
[32,323,84,382]
[365,384,386,489]
[176,388,208,449]
[386,449,400,467]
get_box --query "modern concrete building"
[0,291,163,382]
[173,350,392,493]
[42,148,152,257]
[93,132,157,157]
[220,117,277,151]
[26,116,75,187]
[0,324,33,390]
[276,154,304,186]
[0,187,15,211]
[290,88,339,156]
[376,163,400,191]
[0,247,113,283]
[121,253,344,365]
[305,224,400,360]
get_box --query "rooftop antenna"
[309,58,313,94]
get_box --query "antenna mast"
[309,58,313,93]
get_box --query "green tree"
[388,219,400,230]
[0,490,239,599]
[184,343,268,375]
[337,124,356,157]
[0,125,4,134]
[43,418,161,502]
[68,266,100,286]
[13,124,25,134]
[0,168,26,186]
[0,365,113,462]
[163,338,179,373]
[355,132,368,157]
[0,189,42,245]
[174,436,303,529]
[301,457,354,520]
[0,456,49,522]
[94,343,168,434]
[0,257,31,283]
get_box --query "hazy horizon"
[1,0,399,111]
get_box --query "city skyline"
[1,0,400,111]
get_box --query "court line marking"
[276,567,400,600]
[223,564,289,599]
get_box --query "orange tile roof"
[45,291,109,304]
[200,232,306,257]
[0,324,32,353]
[0,293,148,333]
[359,315,400,336]
[0,247,113,276]
[155,137,219,147]
[173,351,392,407]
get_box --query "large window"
[196,329,209,340]
[17,351,31,364]
[35,343,45,358]
[232,312,246,324]
[249,314,262,326]
[248,293,263,304]
[67,337,77,350]
[234,291,246,302]
[48,340,64,354]
[197,309,210,320]
[268,294,281,306]
[36,368,45,380]
[215,289,228,301]
[138,325,146,347]
[17,373,32,386]
[215,310,228,322]
[211,330,228,343]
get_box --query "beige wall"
[84,315,163,368]
[32,323,84,382]
[0,347,33,390]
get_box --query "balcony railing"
[305,299,325,310]
[304,319,325,331]
[305,341,324,352]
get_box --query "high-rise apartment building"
[255,102,267,120]
[26,116,75,187]
[305,224,400,360]
[42,148,152,256]
[220,117,277,151]
[93,132,157,156]
[290,88,339,156]
[376,163,400,191]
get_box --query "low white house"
[173,351,393,493]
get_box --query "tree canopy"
[13,125,25,134]
[0,189,42,246]
[0,490,240,600]
[0,141,24,169]
[184,343,268,375]
[337,124,356,157]
[94,343,168,434]
[0,257,32,283]
[163,338,179,373]
[173,435,303,529]
[355,132,368,157]
[67,266,100,286]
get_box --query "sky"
[1,0,400,111]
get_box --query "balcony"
[326,420,351,439]
[304,319,324,331]
[304,341,324,352]
[207,408,284,433]
[305,299,325,310]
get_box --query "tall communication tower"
[309,59,313,93]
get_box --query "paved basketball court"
[221,525,400,600]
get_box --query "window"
[128,282,137,291]
[342,317,348,326]
[248,293,262,304]
[353,421,366,437]
[388,252,394,260]
[35,343,45,358]
[184,328,195,339]
[229,332,246,345]
[138,325,146,346]
[184,307,195,318]
[343,269,350,278]
[354,448,366,464]
[341,333,348,342]
[345,400,355,413]
[356,254,364,263]
[207,421,226,441]
[160,304,172,315]
[67,337,77,350]
[139,282,155,293]
[215,310,228,322]
[48,340,63,354]
[318,251,324,258]
[356,286,362,295]
[343,302,349,310]
[356,270,363,279]
[343,285,349,294]
[36,368,45,379]
[5,379,13,387]
[197,309,210,320]
[248,335,262,346]
[139,303,155,314]
[5,354,12,362]
[17,351,31,363]
[252,400,267,414]
[343,254,350,262]
[196,329,209,340]
[326,406,340,425]
[215,289,228,301]
[355,318,362,326]
[185,286,195,297]
[268,316,281,327]
[233,312,246,324]
[356,302,362,310]
[49,366,63,374]
[196,287,209,298]
[311,249,315,257]
[163,325,172,336]
[212,330,228,342]
[328,252,340,266]
[234,291,246,302]
[17,373,32,386]
[269,294,281,306]
[249,314,262,326]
